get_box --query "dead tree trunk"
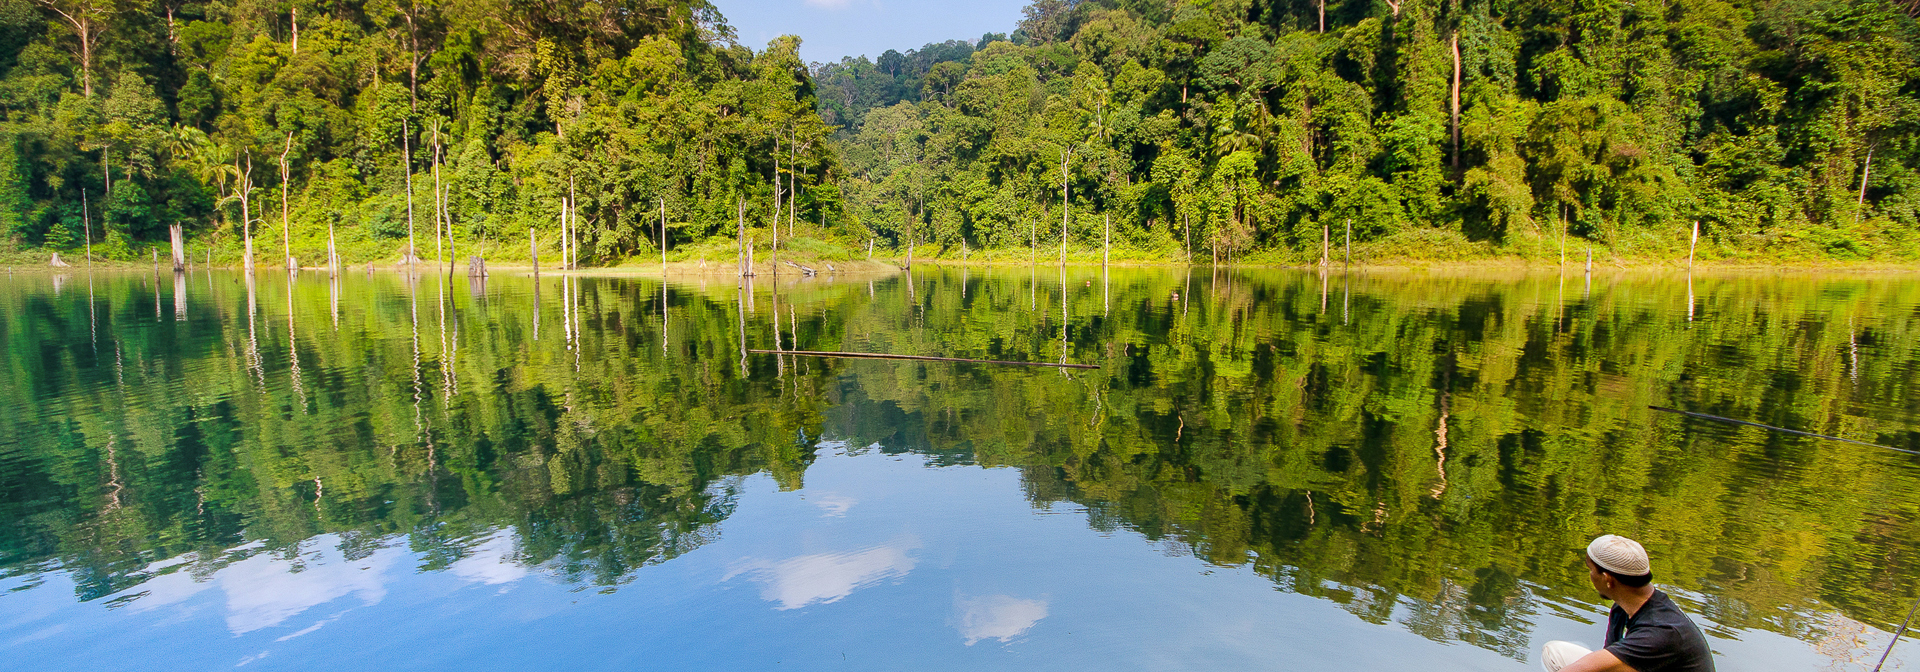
[1451,31,1463,174]
[170,223,185,270]
[402,119,416,266]
[240,152,255,272]
[280,133,294,270]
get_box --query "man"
[1539,535,1715,672]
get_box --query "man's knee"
[1540,640,1594,672]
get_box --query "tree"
[35,0,110,97]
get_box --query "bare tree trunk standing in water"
[1688,220,1699,270]
[529,228,539,275]
[568,176,578,270]
[1857,143,1874,222]
[82,188,91,264]
[1450,31,1462,174]
[170,223,185,271]
[280,133,294,270]
[402,119,416,268]
[1559,205,1567,267]
[790,133,799,238]
[432,123,444,268]
[443,149,454,276]
[1060,148,1071,265]
[240,152,255,272]
[771,140,780,277]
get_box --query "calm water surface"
[2,266,1917,671]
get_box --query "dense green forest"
[0,0,1917,265]
[0,0,833,266]
[2,270,1917,656]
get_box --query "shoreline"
[6,251,1920,275]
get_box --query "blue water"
[2,268,1915,671]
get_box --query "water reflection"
[727,537,921,610]
[955,593,1050,645]
[0,268,1917,670]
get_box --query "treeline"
[831,0,1920,262]
[0,0,834,265]
[0,0,1917,265]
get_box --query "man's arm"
[1559,649,1636,672]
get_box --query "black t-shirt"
[1604,590,1716,672]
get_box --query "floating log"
[783,260,816,276]
[750,349,1098,369]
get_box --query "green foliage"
[3,270,1917,653]
[0,0,837,266]
[822,0,1920,262]
[0,0,1912,263]
[0,130,26,243]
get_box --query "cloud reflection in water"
[726,537,920,610]
[953,593,1048,645]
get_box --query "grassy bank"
[6,225,1918,274]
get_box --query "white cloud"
[810,493,857,517]
[273,614,340,642]
[451,531,528,586]
[954,594,1049,645]
[726,537,919,610]
[218,537,396,633]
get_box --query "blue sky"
[710,0,1033,64]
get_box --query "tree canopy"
[0,0,1916,263]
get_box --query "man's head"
[1583,534,1653,600]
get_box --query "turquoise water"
[1,267,1915,670]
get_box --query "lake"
[1,265,1916,671]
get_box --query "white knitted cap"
[1586,535,1651,576]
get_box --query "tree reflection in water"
[0,268,1916,661]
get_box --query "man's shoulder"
[1643,592,1701,626]
[1609,591,1715,672]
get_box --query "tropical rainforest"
[0,0,1917,264]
